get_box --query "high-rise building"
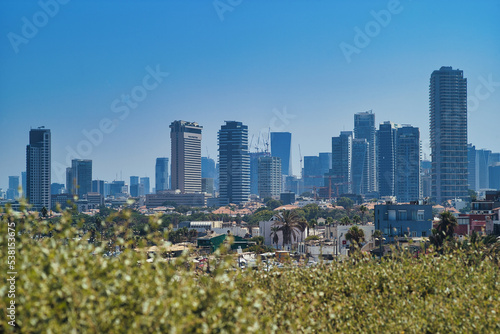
[50,183,65,195]
[476,149,492,190]
[258,156,282,199]
[130,176,140,197]
[395,125,420,203]
[489,164,500,191]
[351,139,368,195]
[7,176,20,200]
[378,121,398,198]
[468,144,476,191]
[270,132,292,176]
[109,181,126,197]
[354,111,377,192]
[218,121,250,205]
[430,66,468,203]
[130,176,139,186]
[250,152,270,195]
[68,160,92,198]
[303,156,322,191]
[92,180,105,197]
[21,171,26,197]
[140,177,150,195]
[421,160,432,199]
[170,120,202,193]
[26,127,51,210]
[330,131,352,195]
[155,157,169,192]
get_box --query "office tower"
[378,122,398,198]
[218,121,250,205]
[304,156,321,191]
[201,178,215,195]
[331,131,352,195]
[489,164,500,190]
[468,144,476,191]
[140,177,150,195]
[258,156,282,199]
[26,127,51,210]
[92,180,105,196]
[104,182,111,197]
[50,183,65,195]
[318,152,332,175]
[21,171,26,196]
[354,111,377,192]
[421,160,432,199]
[109,181,126,197]
[201,157,217,179]
[7,176,20,200]
[395,125,420,202]
[170,120,202,193]
[155,157,169,192]
[476,149,492,190]
[130,176,140,197]
[67,160,92,198]
[270,132,292,176]
[250,152,270,195]
[351,139,368,195]
[430,66,468,203]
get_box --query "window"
[398,210,407,221]
[412,231,417,238]
[421,231,427,237]
[417,210,425,221]
[388,210,396,221]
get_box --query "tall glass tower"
[26,127,51,210]
[170,120,202,193]
[155,157,169,192]
[395,125,420,203]
[354,111,376,193]
[430,67,468,203]
[270,132,292,176]
[218,121,250,205]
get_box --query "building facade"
[270,132,292,176]
[26,127,51,210]
[170,120,202,193]
[155,157,169,192]
[430,66,468,203]
[218,121,250,205]
[354,111,377,192]
[395,125,420,203]
[258,156,282,199]
[375,202,433,239]
[378,121,398,198]
[331,131,352,195]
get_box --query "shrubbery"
[1,204,499,333]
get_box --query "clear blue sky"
[1,0,499,189]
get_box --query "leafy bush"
[1,204,499,333]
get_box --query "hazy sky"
[1,0,499,190]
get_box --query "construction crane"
[206,146,210,159]
[265,127,270,153]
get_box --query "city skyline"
[1,1,500,190]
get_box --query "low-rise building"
[145,191,207,208]
[375,201,433,240]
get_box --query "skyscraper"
[130,176,140,197]
[7,176,19,200]
[467,144,476,191]
[92,180,105,196]
[430,66,468,203]
[354,111,377,192]
[140,177,150,195]
[258,156,282,199]
[270,132,292,176]
[69,160,92,198]
[250,152,270,195]
[395,125,420,203]
[155,157,169,192]
[218,121,250,205]
[170,120,202,193]
[351,139,368,195]
[378,121,398,198]
[331,131,352,195]
[26,127,51,210]
[476,149,492,190]
[21,171,26,197]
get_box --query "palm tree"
[352,215,361,225]
[40,206,48,219]
[308,219,317,237]
[340,216,351,226]
[346,225,365,252]
[430,211,458,248]
[326,217,334,226]
[270,227,280,247]
[272,210,307,248]
[359,205,368,222]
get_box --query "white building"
[259,216,308,250]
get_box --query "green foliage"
[430,211,458,249]
[265,199,282,210]
[2,203,499,333]
[305,235,320,242]
[337,197,354,210]
[249,235,264,245]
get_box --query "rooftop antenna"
[298,144,303,179]
[206,146,210,159]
